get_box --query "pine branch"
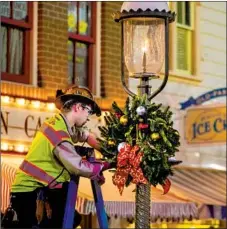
[112,101,124,114]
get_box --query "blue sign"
[180,88,227,110]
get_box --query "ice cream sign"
[184,105,226,144]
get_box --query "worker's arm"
[54,141,104,179]
[77,129,101,152]
[86,132,100,151]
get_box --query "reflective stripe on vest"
[40,123,69,146]
[19,160,63,189]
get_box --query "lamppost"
[114,2,175,228]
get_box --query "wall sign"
[1,103,103,152]
[180,88,227,110]
[184,105,226,144]
[1,105,54,144]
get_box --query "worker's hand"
[90,163,106,185]
[91,160,116,171]
[90,171,105,186]
[101,161,116,171]
[74,146,94,157]
[96,173,105,186]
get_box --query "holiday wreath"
[98,95,181,195]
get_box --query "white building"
[129,2,226,170]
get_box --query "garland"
[98,95,181,195]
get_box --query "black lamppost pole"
[114,2,175,228]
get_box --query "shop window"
[68,2,96,89]
[0,2,33,84]
[168,2,201,81]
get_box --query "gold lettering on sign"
[24,115,43,138]
[1,111,10,134]
[24,115,34,138]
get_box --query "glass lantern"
[123,17,165,77]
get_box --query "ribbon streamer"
[112,143,172,195]
[112,144,148,195]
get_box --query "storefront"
[1,94,197,220]
[1,93,226,226]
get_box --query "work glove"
[89,160,116,185]
[90,160,116,171]
[101,161,116,171]
[74,146,94,157]
[90,162,106,185]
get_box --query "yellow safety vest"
[11,113,73,192]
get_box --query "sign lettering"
[185,106,226,144]
[1,104,104,146]
[180,88,227,110]
[1,106,53,144]
[1,111,10,134]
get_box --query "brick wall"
[38,2,68,90]
[100,2,128,104]
[1,2,68,101]
[1,1,129,109]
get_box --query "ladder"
[62,156,108,229]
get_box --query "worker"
[7,85,111,228]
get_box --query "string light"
[15,145,25,153]
[1,143,9,151]
[2,96,10,103]
[16,98,26,106]
[47,103,56,110]
[8,145,14,151]
[2,96,57,111]
[1,142,29,153]
[31,100,41,108]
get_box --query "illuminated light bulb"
[8,145,14,151]
[16,98,26,106]
[2,96,10,103]
[16,145,25,153]
[142,46,147,52]
[194,152,200,157]
[47,103,55,110]
[32,100,41,108]
[142,39,149,53]
[1,143,9,151]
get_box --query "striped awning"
[3,154,225,221]
[169,166,226,206]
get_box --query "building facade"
[1,1,127,153]
[1,1,127,106]
[129,2,226,170]
[1,1,226,227]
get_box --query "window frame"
[176,1,195,75]
[68,1,97,91]
[168,2,201,82]
[1,2,33,84]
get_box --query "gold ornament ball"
[108,140,115,146]
[120,115,128,125]
[151,133,160,140]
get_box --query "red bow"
[112,144,148,195]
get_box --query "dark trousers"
[9,183,81,228]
